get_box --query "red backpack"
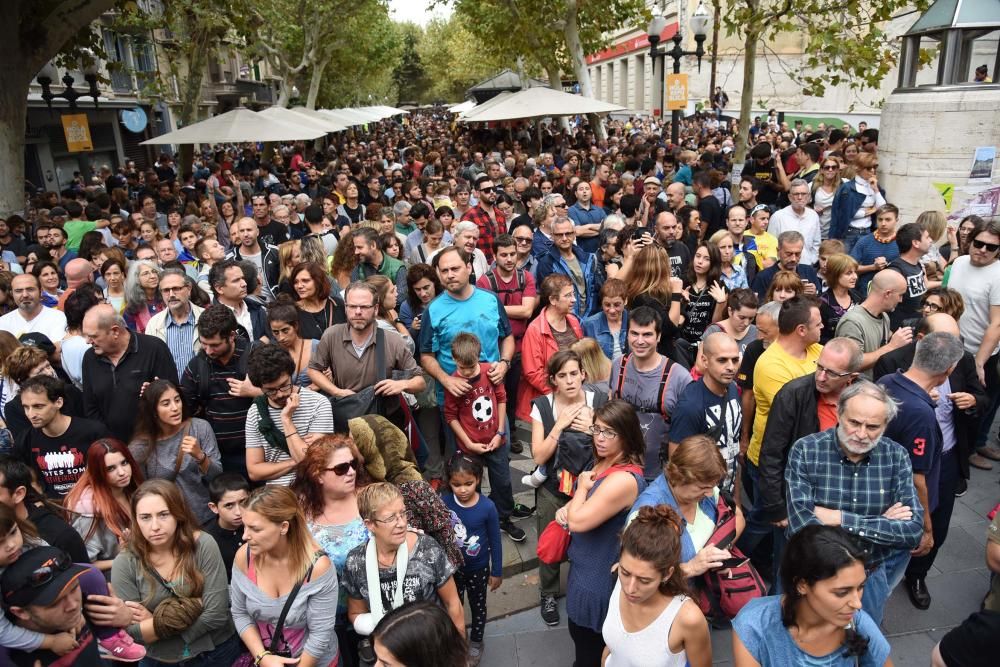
[693,492,767,621]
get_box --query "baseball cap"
[49,206,68,218]
[2,547,88,609]
[643,176,662,186]
[18,332,55,357]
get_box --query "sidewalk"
[472,423,1000,665]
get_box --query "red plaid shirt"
[461,203,506,262]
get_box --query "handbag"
[268,559,317,658]
[329,329,386,432]
[693,491,766,621]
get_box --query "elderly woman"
[630,434,744,581]
[123,259,163,333]
[556,399,646,666]
[343,482,465,658]
[581,278,629,361]
[451,220,490,278]
[292,435,370,667]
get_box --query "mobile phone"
[719,557,750,569]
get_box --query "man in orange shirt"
[590,162,610,209]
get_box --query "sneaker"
[955,478,968,497]
[467,640,484,667]
[99,630,146,662]
[511,503,535,519]
[500,518,526,542]
[540,594,560,626]
[510,439,524,454]
[521,468,547,488]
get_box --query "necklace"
[873,229,896,244]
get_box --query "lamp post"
[36,51,101,111]
[647,1,711,146]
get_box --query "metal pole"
[671,49,681,146]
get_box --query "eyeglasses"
[479,187,499,194]
[822,165,839,170]
[371,510,411,526]
[816,363,854,379]
[160,285,189,294]
[972,239,1000,252]
[4,552,73,600]
[554,202,568,208]
[922,301,942,312]
[514,237,533,245]
[326,460,360,476]
[262,382,293,398]
[346,303,376,311]
[589,425,619,439]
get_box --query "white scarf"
[365,538,408,623]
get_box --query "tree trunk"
[177,45,210,177]
[544,61,571,133]
[305,58,329,110]
[0,84,28,216]
[733,30,758,169]
[562,0,605,141]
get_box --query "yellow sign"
[666,73,689,111]
[61,114,93,152]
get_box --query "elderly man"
[768,179,822,266]
[452,220,491,280]
[0,274,67,343]
[81,303,177,441]
[750,231,823,300]
[878,332,966,610]
[146,268,204,379]
[785,380,924,623]
[653,210,692,279]
[757,337,862,580]
[535,217,597,318]
[55,258,95,310]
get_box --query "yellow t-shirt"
[744,231,778,270]
[748,341,823,465]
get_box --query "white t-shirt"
[950,256,1000,357]
[768,205,822,266]
[0,306,67,342]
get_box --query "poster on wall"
[61,114,93,153]
[970,146,996,182]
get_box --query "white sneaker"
[521,468,546,488]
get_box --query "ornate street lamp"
[36,51,101,111]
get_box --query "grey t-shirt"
[835,306,890,379]
[609,354,693,479]
[342,534,456,612]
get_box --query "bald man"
[665,182,687,213]
[56,258,95,310]
[668,332,743,493]
[835,269,913,376]
[80,303,177,441]
[873,311,989,482]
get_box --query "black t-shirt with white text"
[20,417,108,499]
[887,257,926,330]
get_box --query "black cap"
[49,206,68,217]
[2,547,88,609]
[18,332,55,357]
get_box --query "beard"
[837,423,879,456]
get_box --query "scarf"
[254,395,289,455]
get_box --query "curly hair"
[291,434,369,519]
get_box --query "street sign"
[666,73,689,111]
[61,114,93,152]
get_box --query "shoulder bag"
[329,329,386,433]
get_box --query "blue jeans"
[842,226,868,255]
[481,429,514,521]
[863,549,911,625]
[139,633,243,667]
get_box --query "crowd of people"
[0,108,998,667]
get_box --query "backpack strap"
[484,271,501,294]
[515,268,526,293]
[656,359,675,422]
[613,354,631,400]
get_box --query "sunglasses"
[972,239,1000,252]
[479,187,499,194]
[326,460,360,476]
[4,552,73,600]
[822,165,838,170]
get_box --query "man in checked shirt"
[785,379,923,624]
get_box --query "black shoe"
[540,594,560,626]
[500,518,526,542]
[510,439,524,454]
[906,577,931,610]
[511,503,535,519]
[955,478,968,497]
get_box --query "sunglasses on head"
[972,239,1000,252]
[326,460,360,476]
[4,552,73,601]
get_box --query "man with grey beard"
[784,380,923,624]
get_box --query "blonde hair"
[358,482,403,522]
[244,485,319,580]
[665,435,726,487]
[916,210,947,243]
[571,338,612,383]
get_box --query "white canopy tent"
[458,91,514,121]
[457,87,624,123]
[258,106,346,134]
[358,105,409,119]
[141,107,325,144]
[279,106,350,133]
[319,108,378,126]
[448,100,476,114]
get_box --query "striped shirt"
[164,309,198,380]
[785,428,923,568]
[245,388,334,486]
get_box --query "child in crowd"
[850,203,901,291]
[441,454,502,667]
[0,504,145,662]
[204,472,250,582]
[743,204,778,270]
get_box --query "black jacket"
[758,372,821,522]
[874,343,987,479]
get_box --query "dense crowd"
[0,109,998,667]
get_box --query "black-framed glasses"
[972,239,1000,252]
[554,202,568,208]
[326,460,360,476]
[5,551,73,599]
[589,425,619,439]
[922,301,942,312]
[262,382,293,398]
[816,363,854,379]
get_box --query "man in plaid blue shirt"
[786,379,923,624]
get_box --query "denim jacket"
[629,474,718,565]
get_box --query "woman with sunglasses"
[112,479,239,665]
[292,435,370,667]
[830,152,885,253]
[343,482,465,658]
[129,379,223,526]
[812,156,845,239]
